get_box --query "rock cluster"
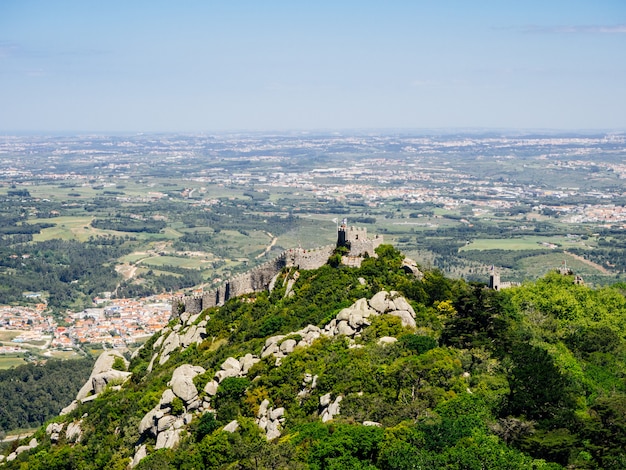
[297,373,318,400]
[4,438,38,462]
[148,314,207,369]
[133,354,261,466]
[261,324,323,362]
[256,399,285,440]
[131,290,416,466]
[260,291,416,362]
[45,421,83,444]
[320,393,342,423]
[137,363,206,455]
[61,350,131,415]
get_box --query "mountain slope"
[2,245,625,469]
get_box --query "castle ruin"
[172,221,382,316]
[488,266,520,290]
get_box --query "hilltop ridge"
[2,243,626,469]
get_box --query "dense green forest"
[0,359,93,434]
[2,246,625,469]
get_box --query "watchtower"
[488,266,500,290]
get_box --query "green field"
[518,252,608,278]
[29,216,99,242]
[459,236,586,252]
[0,356,27,369]
[139,255,210,270]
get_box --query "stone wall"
[172,229,381,317]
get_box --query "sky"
[1,0,625,133]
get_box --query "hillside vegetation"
[2,245,625,469]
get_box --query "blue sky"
[1,1,625,132]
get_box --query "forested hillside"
[2,245,625,469]
[0,359,93,434]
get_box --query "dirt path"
[564,251,611,275]
[256,232,278,259]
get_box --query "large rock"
[159,333,181,365]
[266,419,281,440]
[336,321,355,336]
[221,356,241,372]
[131,445,147,468]
[139,407,159,436]
[215,368,240,382]
[153,334,165,350]
[369,291,390,313]
[378,336,398,345]
[60,400,78,416]
[280,339,297,353]
[169,364,205,403]
[157,415,177,433]
[321,396,342,422]
[336,308,352,322]
[179,325,198,348]
[261,342,280,358]
[146,353,158,373]
[401,258,423,279]
[348,312,366,329]
[258,399,270,418]
[223,420,239,433]
[159,389,176,409]
[91,370,132,394]
[320,393,332,407]
[204,380,219,396]
[65,422,82,443]
[389,310,416,328]
[76,350,129,400]
[389,293,416,317]
[155,429,182,449]
[269,407,285,420]
[240,354,260,374]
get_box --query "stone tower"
[489,266,500,290]
[336,219,382,257]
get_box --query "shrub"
[399,334,437,355]
[112,356,126,371]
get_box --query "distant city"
[1,131,625,359]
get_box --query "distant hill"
[2,244,625,469]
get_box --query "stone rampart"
[172,229,380,317]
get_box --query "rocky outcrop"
[169,364,205,403]
[5,438,38,462]
[156,318,207,366]
[75,350,130,401]
[320,394,342,423]
[46,422,64,443]
[256,399,285,440]
[65,421,83,443]
[401,258,423,279]
[60,350,130,415]
[132,289,415,466]
[45,420,82,444]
